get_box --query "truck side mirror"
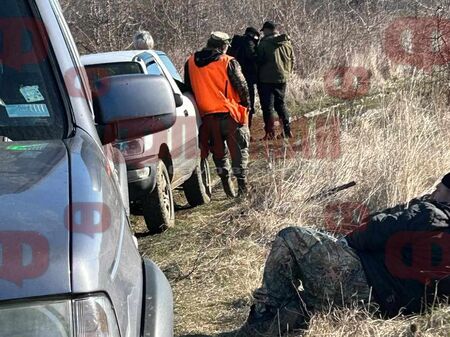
[174,93,183,107]
[94,74,177,144]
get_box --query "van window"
[0,0,67,141]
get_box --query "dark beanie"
[442,173,450,189]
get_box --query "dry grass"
[133,77,450,337]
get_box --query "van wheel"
[183,158,212,207]
[142,161,175,234]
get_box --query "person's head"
[206,31,231,53]
[430,173,450,204]
[245,27,260,41]
[260,21,278,36]
[133,30,154,50]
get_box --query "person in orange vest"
[184,32,250,197]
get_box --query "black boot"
[283,124,293,139]
[238,301,307,337]
[237,179,249,197]
[221,177,236,198]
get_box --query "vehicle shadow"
[178,331,240,337]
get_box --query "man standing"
[239,173,450,336]
[257,21,295,139]
[229,27,260,128]
[185,32,250,197]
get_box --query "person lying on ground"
[238,173,450,336]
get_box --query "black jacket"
[228,34,258,84]
[346,197,450,316]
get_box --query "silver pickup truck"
[0,0,173,336]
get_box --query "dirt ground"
[131,116,286,336]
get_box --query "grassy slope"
[132,80,450,336]
[133,187,265,336]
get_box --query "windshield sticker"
[6,143,48,152]
[19,85,45,103]
[5,104,50,118]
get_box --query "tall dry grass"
[206,82,450,336]
[239,85,450,237]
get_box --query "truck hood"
[0,141,71,301]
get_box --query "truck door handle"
[184,110,189,117]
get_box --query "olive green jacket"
[257,33,295,84]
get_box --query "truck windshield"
[0,0,67,141]
[84,62,144,90]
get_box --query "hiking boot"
[221,177,236,198]
[283,124,293,139]
[237,179,249,197]
[261,132,275,141]
[238,301,308,337]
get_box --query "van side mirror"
[94,75,177,144]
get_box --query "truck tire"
[142,160,175,233]
[183,158,212,207]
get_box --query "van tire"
[143,161,175,234]
[183,159,212,207]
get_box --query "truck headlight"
[74,296,120,337]
[0,295,120,337]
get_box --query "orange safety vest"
[188,54,248,125]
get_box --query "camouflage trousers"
[254,227,372,315]
[199,113,250,180]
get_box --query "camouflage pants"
[254,227,372,314]
[199,113,250,180]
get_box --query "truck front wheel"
[142,160,175,233]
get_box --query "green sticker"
[6,143,48,151]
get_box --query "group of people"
[131,26,450,336]
[131,22,294,197]
[184,21,295,197]
[182,27,450,336]
[227,22,295,139]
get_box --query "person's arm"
[256,41,266,66]
[345,203,422,251]
[289,43,295,74]
[184,60,192,92]
[227,59,250,107]
[244,40,258,63]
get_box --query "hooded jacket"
[257,33,295,84]
[346,197,450,317]
[228,34,259,84]
[184,48,249,108]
